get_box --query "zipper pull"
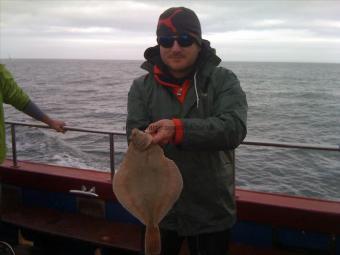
[177,88,182,96]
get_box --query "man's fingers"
[145,122,160,134]
[145,119,175,145]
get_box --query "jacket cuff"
[172,118,184,144]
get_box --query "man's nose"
[171,40,182,51]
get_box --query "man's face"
[159,35,201,77]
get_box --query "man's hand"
[145,119,175,145]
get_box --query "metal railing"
[6,121,125,181]
[242,139,340,151]
[5,121,340,180]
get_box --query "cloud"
[1,0,340,62]
[252,20,286,28]
[1,1,161,33]
[208,29,340,44]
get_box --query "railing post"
[109,133,115,182]
[10,124,18,167]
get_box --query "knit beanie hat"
[156,7,202,45]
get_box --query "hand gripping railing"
[5,120,340,180]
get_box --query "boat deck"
[3,206,316,255]
[12,242,308,255]
[2,160,340,255]
[12,242,310,255]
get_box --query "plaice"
[112,128,183,255]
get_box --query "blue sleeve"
[22,101,45,121]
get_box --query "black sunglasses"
[157,34,196,48]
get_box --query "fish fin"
[145,224,161,255]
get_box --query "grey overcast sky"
[1,0,340,63]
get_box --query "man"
[126,7,247,255]
[0,64,65,164]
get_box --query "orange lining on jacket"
[153,65,190,104]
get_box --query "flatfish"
[112,128,183,255]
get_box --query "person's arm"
[1,65,65,133]
[1,65,30,110]
[23,101,65,132]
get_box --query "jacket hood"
[141,39,221,77]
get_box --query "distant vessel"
[1,121,340,255]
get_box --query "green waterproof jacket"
[0,64,30,163]
[126,41,248,235]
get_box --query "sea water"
[2,59,340,201]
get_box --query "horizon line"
[0,57,339,65]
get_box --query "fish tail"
[145,224,161,255]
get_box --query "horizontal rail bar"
[5,120,125,136]
[242,140,340,152]
[5,120,125,169]
[5,120,340,152]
